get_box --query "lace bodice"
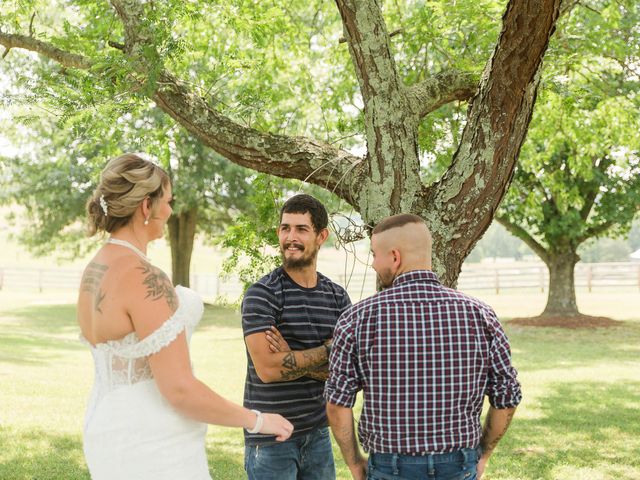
[81,286,204,394]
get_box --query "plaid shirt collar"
[391,269,440,287]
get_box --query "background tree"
[0,105,257,286]
[0,0,562,286]
[496,0,640,317]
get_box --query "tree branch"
[151,72,364,204]
[421,0,562,285]
[578,155,613,222]
[406,70,479,117]
[334,0,421,216]
[0,31,91,69]
[108,0,364,204]
[578,219,616,243]
[334,0,405,107]
[496,214,549,262]
[1,3,364,205]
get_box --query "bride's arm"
[123,260,293,440]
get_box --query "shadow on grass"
[0,334,84,366]
[3,304,78,335]
[0,427,90,480]
[492,381,640,479]
[505,321,640,373]
[0,303,85,366]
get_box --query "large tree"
[497,0,640,317]
[1,0,563,285]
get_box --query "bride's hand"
[260,413,294,441]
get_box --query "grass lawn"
[1,289,639,479]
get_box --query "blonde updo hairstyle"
[87,153,170,235]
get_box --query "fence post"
[539,266,545,292]
[587,266,593,293]
[637,266,640,292]
[494,269,500,295]
[0,268,3,290]
[215,276,221,298]
[38,269,43,293]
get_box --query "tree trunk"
[167,207,198,287]
[542,251,580,317]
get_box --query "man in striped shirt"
[325,214,522,480]
[242,194,351,480]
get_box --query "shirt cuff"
[324,385,357,408]
[488,380,522,409]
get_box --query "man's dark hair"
[279,194,328,232]
[372,213,424,234]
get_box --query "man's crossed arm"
[245,326,331,383]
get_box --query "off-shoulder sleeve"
[93,290,199,359]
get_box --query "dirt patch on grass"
[508,314,624,329]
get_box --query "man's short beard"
[282,255,315,270]
[280,244,319,270]
[376,269,395,290]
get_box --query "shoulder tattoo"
[81,262,109,314]
[137,261,178,310]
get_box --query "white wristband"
[247,409,263,434]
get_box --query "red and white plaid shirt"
[325,270,521,455]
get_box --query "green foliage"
[218,175,281,289]
[498,1,640,258]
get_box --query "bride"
[77,153,292,479]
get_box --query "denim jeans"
[367,448,480,480]
[244,427,335,480]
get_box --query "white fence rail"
[2,262,639,301]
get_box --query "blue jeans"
[244,427,335,480]
[367,448,479,480]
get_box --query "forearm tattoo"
[482,409,515,452]
[279,347,328,381]
[137,262,178,310]
[306,364,329,381]
[81,262,109,314]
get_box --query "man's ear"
[391,248,402,268]
[316,228,329,245]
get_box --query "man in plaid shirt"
[325,214,522,480]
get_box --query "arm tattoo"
[137,262,178,310]
[81,262,109,314]
[282,352,297,370]
[481,409,515,452]
[305,364,329,381]
[487,410,515,451]
[279,347,328,381]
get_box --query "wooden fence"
[2,262,639,301]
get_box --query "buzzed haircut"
[280,194,329,232]
[372,213,425,234]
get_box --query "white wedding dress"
[80,285,212,480]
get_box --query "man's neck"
[284,265,318,288]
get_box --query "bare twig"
[29,13,36,37]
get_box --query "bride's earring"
[144,217,149,226]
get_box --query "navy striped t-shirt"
[241,266,351,445]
